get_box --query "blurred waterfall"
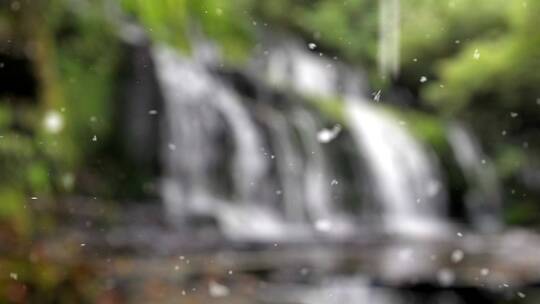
[152,35,501,242]
[292,108,355,235]
[447,123,503,232]
[263,38,448,238]
[154,46,268,219]
[262,108,306,223]
[345,99,448,237]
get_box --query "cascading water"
[345,99,448,237]
[292,108,355,236]
[447,123,502,232]
[154,46,288,240]
[153,33,499,243]
[261,38,449,238]
[260,108,307,223]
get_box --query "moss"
[304,96,346,124]
[0,187,31,238]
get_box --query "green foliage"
[121,0,255,62]
[405,0,540,117]
[0,187,30,236]
[306,96,346,124]
[258,0,378,61]
[0,104,12,129]
[400,0,511,70]
[385,107,448,151]
[402,0,540,226]
[49,1,119,166]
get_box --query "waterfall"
[345,99,448,237]
[292,108,355,236]
[261,38,449,238]
[151,35,501,241]
[263,37,340,99]
[154,46,268,219]
[447,123,503,232]
[261,108,306,223]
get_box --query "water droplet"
[317,124,341,143]
[510,112,519,118]
[314,219,332,232]
[398,248,413,261]
[43,110,64,134]
[308,42,317,50]
[451,249,464,263]
[437,268,455,286]
[426,180,441,197]
[420,76,428,83]
[209,281,230,297]
[473,48,481,60]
